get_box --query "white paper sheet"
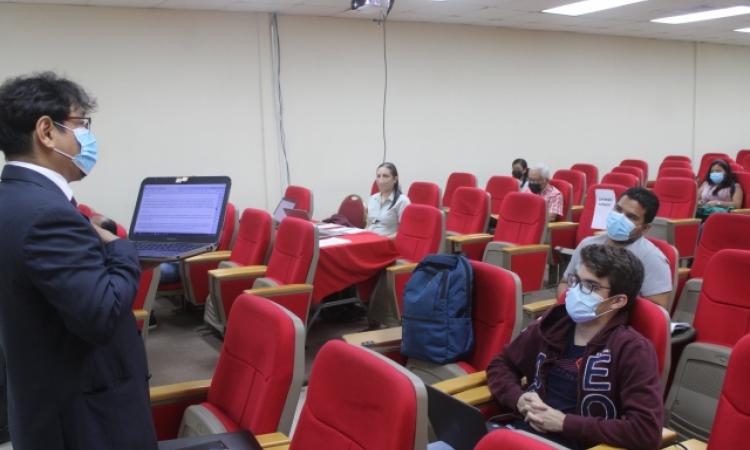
[318,237,352,248]
[590,189,616,230]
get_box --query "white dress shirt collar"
[6,161,74,201]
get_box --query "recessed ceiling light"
[736,27,750,33]
[652,6,750,24]
[542,0,648,17]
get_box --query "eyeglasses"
[64,116,92,130]
[566,273,611,295]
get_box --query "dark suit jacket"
[0,165,157,450]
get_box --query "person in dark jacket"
[486,244,663,450]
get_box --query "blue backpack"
[400,254,474,364]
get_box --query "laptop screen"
[273,197,296,223]
[131,180,229,238]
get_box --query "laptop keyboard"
[133,241,206,253]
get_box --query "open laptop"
[129,176,231,261]
[283,207,310,221]
[427,385,494,450]
[272,197,296,225]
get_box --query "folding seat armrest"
[133,309,149,321]
[570,205,583,214]
[677,267,690,281]
[184,250,232,264]
[150,379,212,404]
[386,262,419,276]
[455,385,492,406]
[490,213,499,220]
[672,278,703,325]
[733,208,750,215]
[499,243,550,255]
[432,370,487,395]
[256,432,291,448]
[342,326,402,352]
[522,298,557,325]
[244,284,313,297]
[547,221,577,231]
[446,233,493,253]
[208,265,267,281]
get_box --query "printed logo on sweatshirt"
[583,352,612,392]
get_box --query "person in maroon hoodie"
[486,244,663,450]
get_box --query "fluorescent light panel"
[736,27,750,33]
[543,0,648,17]
[652,6,750,24]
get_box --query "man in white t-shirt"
[558,187,672,309]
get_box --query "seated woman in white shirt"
[366,162,410,237]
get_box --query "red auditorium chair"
[570,163,599,186]
[646,236,679,314]
[706,333,750,449]
[671,214,750,324]
[205,217,318,333]
[284,185,313,217]
[407,181,442,209]
[611,165,644,186]
[150,294,305,441]
[665,249,750,442]
[657,167,695,180]
[288,340,428,450]
[474,429,563,450]
[132,266,161,342]
[444,186,490,260]
[370,179,379,195]
[449,192,549,295]
[648,177,700,265]
[696,153,733,182]
[442,171,477,211]
[620,158,649,185]
[552,169,586,206]
[334,194,366,228]
[663,155,692,164]
[733,171,750,214]
[548,178,573,222]
[367,204,445,326]
[484,175,518,220]
[185,208,272,311]
[601,172,639,189]
[737,149,750,171]
[349,261,522,385]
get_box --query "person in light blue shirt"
[366,162,410,237]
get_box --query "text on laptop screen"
[133,184,226,235]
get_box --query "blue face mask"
[565,285,614,324]
[606,210,635,242]
[709,172,725,184]
[53,123,98,177]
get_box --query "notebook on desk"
[128,176,231,262]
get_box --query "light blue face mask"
[606,210,635,242]
[709,172,725,184]
[565,284,614,324]
[53,122,98,176]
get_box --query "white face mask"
[564,285,615,323]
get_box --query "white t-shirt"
[366,191,410,237]
[563,234,672,297]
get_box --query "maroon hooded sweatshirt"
[487,304,663,450]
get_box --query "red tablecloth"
[312,231,399,304]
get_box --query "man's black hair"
[580,244,645,312]
[0,72,96,158]
[622,187,660,224]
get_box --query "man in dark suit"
[0,72,157,449]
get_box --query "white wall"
[1,4,749,224]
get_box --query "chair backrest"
[707,333,750,450]
[552,169,586,205]
[407,181,442,209]
[630,296,672,385]
[77,203,94,217]
[663,155,692,164]
[207,294,305,435]
[736,172,750,208]
[132,267,160,312]
[494,192,547,245]
[653,177,698,219]
[611,165,644,186]
[284,185,314,216]
[395,204,444,262]
[370,180,379,195]
[265,217,318,285]
[484,175,519,216]
[601,172,639,189]
[290,340,428,450]
[217,202,238,251]
[446,187,490,234]
[475,429,564,450]
[576,183,628,245]
[443,172,477,209]
[337,194,366,228]
[659,160,694,173]
[693,249,750,347]
[697,153,733,182]
[620,159,649,183]
[657,167,695,180]
[645,236,679,313]
[690,213,750,278]
[737,150,750,172]
[570,163,599,186]
[466,261,522,371]
[229,208,273,265]
[548,179,573,222]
